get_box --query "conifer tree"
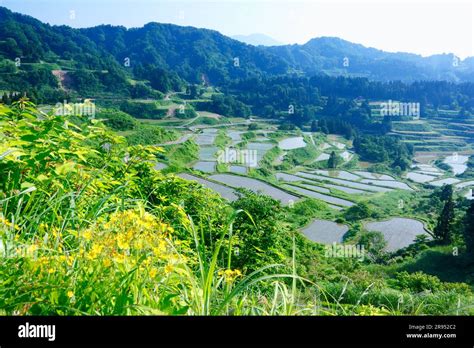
[434,186,455,244]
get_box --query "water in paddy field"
[456,180,474,189]
[297,183,331,194]
[406,172,437,183]
[430,178,461,187]
[323,183,369,194]
[295,172,392,192]
[227,131,244,145]
[339,151,353,161]
[302,219,349,244]
[353,171,395,180]
[320,143,331,150]
[360,179,413,191]
[198,146,218,161]
[284,184,354,207]
[153,162,168,170]
[278,136,306,150]
[313,170,360,181]
[364,218,431,252]
[192,161,215,173]
[228,165,247,174]
[209,174,299,205]
[246,142,274,161]
[275,172,304,182]
[178,173,238,201]
[332,142,346,149]
[195,128,218,146]
[443,154,469,175]
[314,153,330,161]
[411,164,441,173]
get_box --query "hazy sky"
[2,0,474,58]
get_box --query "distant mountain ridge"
[231,33,284,46]
[0,6,473,87]
[269,36,474,82]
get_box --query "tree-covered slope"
[1,5,474,98]
[80,23,289,84]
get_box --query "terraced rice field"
[297,183,331,193]
[456,180,474,189]
[339,151,353,161]
[275,173,304,182]
[228,130,243,145]
[443,154,469,175]
[314,153,330,161]
[359,179,413,190]
[323,183,368,194]
[193,161,215,173]
[246,142,274,162]
[295,172,392,192]
[283,184,355,207]
[198,146,218,161]
[228,165,247,174]
[278,136,306,150]
[178,173,239,201]
[364,217,430,252]
[430,178,461,187]
[302,219,349,244]
[208,174,299,205]
[313,170,359,181]
[353,171,395,180]
[276,172,371,195]
[195,128,218,146]
[153,162,168,170]
[406,172,437,183]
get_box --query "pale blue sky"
[2,0,473,58]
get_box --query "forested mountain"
[79,23,288,84]
[0,6,288,93]
[1,4,473,98]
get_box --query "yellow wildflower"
[114,253,126,264]
[87,244,103,259]
[66,257,74,267]
[117,235,130,250]
[164,264,174,274]
[67,291,74,298]
[149,268,158,278]
[0,217,20,231]
[218,269,242,284]
[26,245,37,256]
[82,230,92,241]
